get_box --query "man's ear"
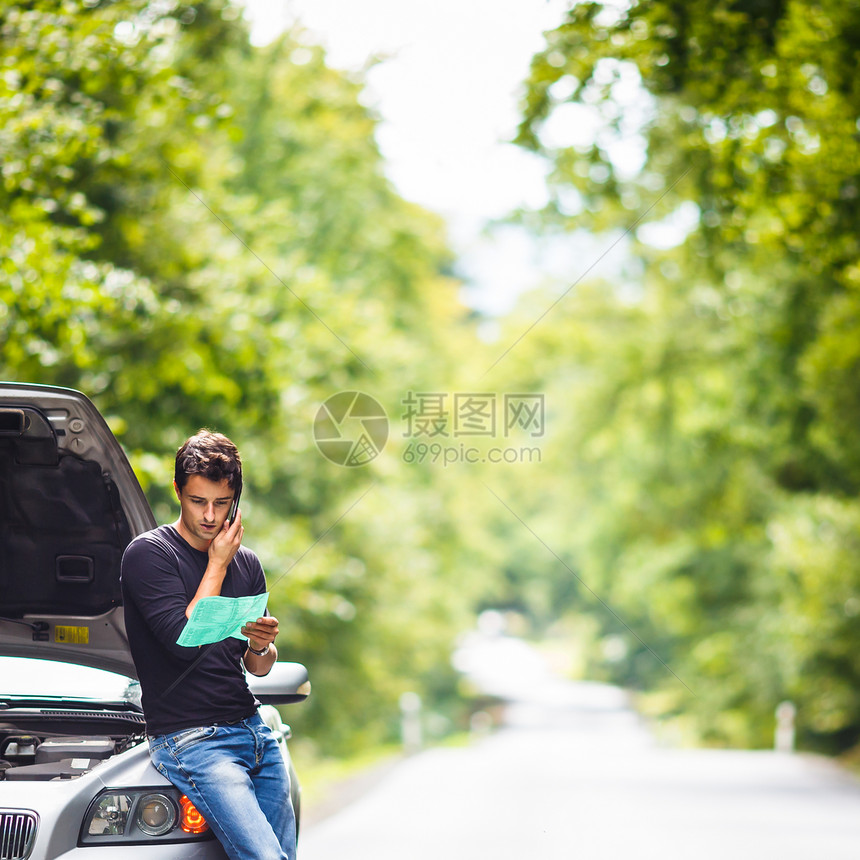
[173,480,181,501]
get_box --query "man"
[121,429,295,860]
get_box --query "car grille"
[0,811,37,860]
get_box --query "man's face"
[174,474,235,550]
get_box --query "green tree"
[508,0,860,751]
[1,0,484,756]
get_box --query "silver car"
[0,383,309,859]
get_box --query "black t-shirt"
[121,524,265,736]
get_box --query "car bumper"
[50,842,228,859]
[0,747,227,860]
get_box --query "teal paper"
[176,592,269,647]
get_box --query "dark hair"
[174,429,242,493]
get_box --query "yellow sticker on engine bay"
[55,625,89,644]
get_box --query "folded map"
[177,592,269,647]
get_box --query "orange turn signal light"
[179,794,210,834]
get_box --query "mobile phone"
[228,486,242,525]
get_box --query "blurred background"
[3,0,860,786]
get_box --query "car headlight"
[79,788,211,845]
[137,793,176,836]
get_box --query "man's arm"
[185,513,245,619]
[121,536,199,660]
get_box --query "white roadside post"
[400,691,423,755]
[775,700,796,753]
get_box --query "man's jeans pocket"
[149,725,218,757]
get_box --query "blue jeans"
[148,712,296,860]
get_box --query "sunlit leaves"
[511,0,860,752]
[1,1,476,755]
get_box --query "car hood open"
[0,383,156,677]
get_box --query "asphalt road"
[298,633,860,859]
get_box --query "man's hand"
[242,615,279,676]
[209,509,244,568]
[241,615,278,652]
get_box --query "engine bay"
[0,711,145,781]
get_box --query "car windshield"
[0,656,141,705]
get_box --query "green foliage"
[509,0,860,751]
[1,0,482,756]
